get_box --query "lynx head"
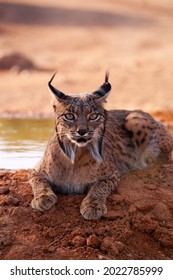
[48,72,111,164]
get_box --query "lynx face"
[49,72,111,163]
[55,96,106,147]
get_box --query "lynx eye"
[64,113,75,121]
[88,113,100,121]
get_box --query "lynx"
[29,72,173,220]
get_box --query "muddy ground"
[0,0,173,260]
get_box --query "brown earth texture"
[0,163,173,260]
[0,0,173,260]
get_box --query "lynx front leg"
[80,171,120,220]
[29,169,57,211]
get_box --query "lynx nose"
[77,129,87,136]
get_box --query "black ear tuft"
[49,71,57,85]
[48,72,67,100]
[92,71,111,101]
[105,70,109,84]
[100,71,111,95]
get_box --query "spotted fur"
[29,73,173,220]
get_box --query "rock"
[6,196,19,206]
[86,234,101,248]
[71,236,86,247]
[100,237,119,255]
[0,187,9,195]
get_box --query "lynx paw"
[80,198,107,220]
[31,193,57,211]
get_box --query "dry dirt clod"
[132,213,158,233]
[105,210,124,220]
[86,234,101,248]
[71,236,86,247]
[152,202,172,222]
[70,227,86,238]
[135,200,156,212]
[100,237,119,255]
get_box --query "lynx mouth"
[69,136,92,146]
[77,137,88,143]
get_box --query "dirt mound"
[0,162,173,260]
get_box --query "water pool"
[0,118,53,169]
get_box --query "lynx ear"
[92,71,111,103]
[48,72,72,102]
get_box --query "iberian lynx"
[29,73,173,220]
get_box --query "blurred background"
[0,0,173,168]
[0,0,173,114]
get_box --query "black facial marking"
[141,137,146,144]
[127,130,133,138]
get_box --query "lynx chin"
[29,72,173,220]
